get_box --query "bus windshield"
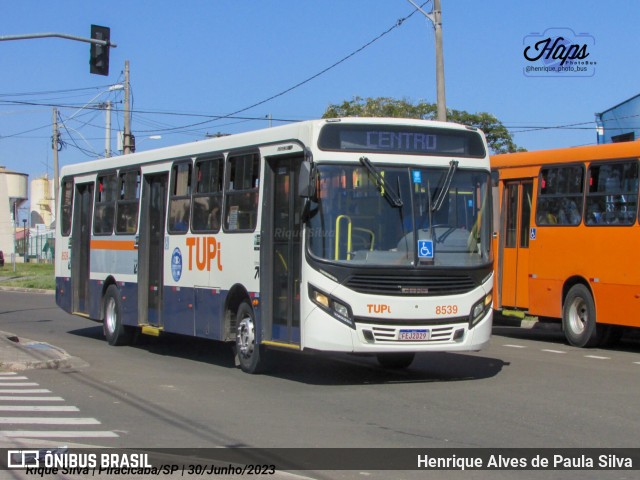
[308,163,491,268]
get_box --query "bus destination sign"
[318,123,486,158]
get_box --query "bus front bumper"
[302,307,492,353]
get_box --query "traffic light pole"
[0,31,116,48]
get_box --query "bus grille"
[371,325,455,343]
[345,274,476,296]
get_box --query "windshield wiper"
[432,160,459,212]
[359,156,403,207]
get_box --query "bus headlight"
[469,291,492,328]
[309,285,354,328]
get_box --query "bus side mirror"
[299,162,316,200]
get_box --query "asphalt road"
[0,290,639,480]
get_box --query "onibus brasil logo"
[522,27,596,77]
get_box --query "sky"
[1,0,638,188]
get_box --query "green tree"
[322,96,525,154]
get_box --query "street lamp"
[22,219,27,263]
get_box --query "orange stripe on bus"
[90,239,137,251]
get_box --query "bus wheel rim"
[568,297,587,334]
[105,297,116,334]
[237,316,255,359]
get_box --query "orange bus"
[491,141,640,347]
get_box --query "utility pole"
[407,0,447,122]
[52,108,59,220]
[104,101,112,157]
[123,60,133,154]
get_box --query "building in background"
[30,174,55,228]
[0,166,29,260]
[596,93,640,144]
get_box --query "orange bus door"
[499,181,533,309]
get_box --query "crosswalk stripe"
[0,382,40,387]
[0,417,101,425]
[0,373,119,439]
[2,431,119,438]
[0,406,80,412]
[0,396,64,401]
[0,389,51,394]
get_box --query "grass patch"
[0,262,55,290]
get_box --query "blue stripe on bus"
[57,278,266,343]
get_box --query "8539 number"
[435,305,458,315]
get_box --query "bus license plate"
[399,329,430,341]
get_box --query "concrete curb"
[0,331,87,372]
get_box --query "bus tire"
[562,284,603,348]
[235,302,267,374]
[103,285,132,346]
[376,352,415,369]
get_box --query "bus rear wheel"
[562,284,603,348]
[103,285,132,346]
[376,352,415,369]
[235,302,267,374]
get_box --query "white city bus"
[55,118,493,373]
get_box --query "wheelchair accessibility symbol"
[418,240,434,259]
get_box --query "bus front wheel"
[235,302,267,374]
[562,284,603,348]
[103,285,132,346]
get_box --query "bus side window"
[536,165,584,226]
[60,179,74,237]
[94,173,117,235]
[115,169,141,234]
[224,153,259,232]
[586,161,638,225]
[192,157,224,233]
[168,161,193,234]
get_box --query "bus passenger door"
[499,180,533,309]
[261,156,302,346]
[71,182,94,315]
[138,173,168,327]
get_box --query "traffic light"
[90,25,110,76]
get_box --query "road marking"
[503,344,527,348]
[0,406,80,412]
[0,389,51,394]
[584,355,610,360]
[541,349,566,354]
[0,373,120,440]
[2,431,119,438]
[0,417,101,425]
[0,396,64,401]
[634,362,640,366]
[0,382,40,387]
